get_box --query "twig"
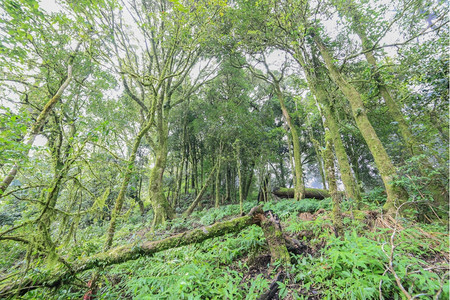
[378,268,388,300]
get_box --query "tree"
[68,0,224,226]
[334,0,448,206]
[0,0,87,193]
[237,53,306,201]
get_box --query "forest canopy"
[0,0,448,298]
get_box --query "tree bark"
[274,84,305,200]
[314,35,408,214]
[272,187,334,200]
[322,136,343,237]
[291,47,361,205]
[149,112,175,227]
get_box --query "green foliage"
[1,0,448,298]
[263,198,331,220]
[104,224,267,299]
[287,217,449,300]
[362,187,387,207]
[392,154,449,219]
[288,229,448,299]
[0,107,30,166]
[7,196,447,300]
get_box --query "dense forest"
[0,0,448,298]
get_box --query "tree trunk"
[291,47,361,205]
[314,35,408,214]
[184,164,217,217]
[236,141,244,214]
[184,145,189,195]
[272,187,333,200]
[174,157,184,208]
[322,137,343,237]
[354,24,448,206]
[225,164,231,203]
[279,155,287,188]
[315,90,362,206]
[242,161,254,202]
[258,175,270,202]
[215,157,221,208]
[149,107,175,227]
[149,150,175,227]
[274,84,305,200]
[137,175,144,216]
[257,210,290,265]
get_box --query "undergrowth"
[11,197,450,299]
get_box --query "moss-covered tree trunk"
[215,155,221,208]
[322,136,343,237]
[291,48,361,205]
[1,207,265,298]
[274,84,305,201]
[104,115,154,249]
[149,102,174,228]
[272,187,333,200]
[149,149,175,227]
[315,88,362,206]
[258,210,290,266]
[314,35,408,214]
[353,24,448,206]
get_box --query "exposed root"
[257,271,286,300]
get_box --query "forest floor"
[13,197,450,299]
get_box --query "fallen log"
[1,206,300,299]
[0,206,265,298]
[272,187,330,200]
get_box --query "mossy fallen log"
[272,187,330,200]
[0,207,265,298]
